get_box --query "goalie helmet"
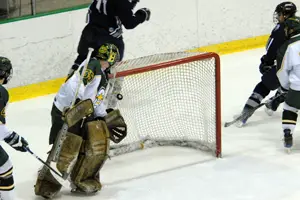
[0,57,13,84]
[273,2,297,24]
[94,43,120,68]
[283,16,300,38]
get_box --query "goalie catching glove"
[104,109,127,143]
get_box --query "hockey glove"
[4,131,29,152]
[131,0,139,9]
[135,8,151,23]
[266,86,288,111]
[259,55,275,74]
[278,85,288,95]
[259,63,273,74]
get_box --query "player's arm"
[116,0,150,29]
[0,89,28,152]
[266,24,286,61]
[260,24,286,73]
[81,62,102,102]
[263,25,286,62]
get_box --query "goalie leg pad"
[56,132,83,176]
[70,120,110,193]
[34,167,62,199]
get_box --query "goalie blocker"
[34,99,127,198]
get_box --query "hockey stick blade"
[224,92,285,127]
[224,103,266,127]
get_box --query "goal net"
[106,51,221,158]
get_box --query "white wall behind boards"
[0,0,299,88]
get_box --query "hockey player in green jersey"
[276,16,300,149]
[0,57,29,200]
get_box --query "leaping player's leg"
[68,24,97,80]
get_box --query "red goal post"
[108,51,221,158]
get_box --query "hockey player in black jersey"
[0,57,29,200]
[235,2,297,127]
[68,0,151,78]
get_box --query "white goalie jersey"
[54,58,109,118]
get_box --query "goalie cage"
[106,51,221,158]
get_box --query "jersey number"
[96,0,108,15]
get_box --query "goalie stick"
[26,147,63,178]
[224,93,285,127]
[26,147,70,188]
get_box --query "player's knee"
[0,160,14,192]
[253,81,270,98]
[261,68,280,90]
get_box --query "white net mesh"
[107,51,221,157]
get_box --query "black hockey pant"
[74,24,125,65]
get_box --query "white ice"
[4,47,299,200]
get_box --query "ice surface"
[4,48,299,200]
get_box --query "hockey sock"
[282,107,298,134]
[0,160,14,200]
[243,81,270,110]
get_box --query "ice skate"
[283,129,293,153]
[234,108,254,128]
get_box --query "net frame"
[108,51,221,158]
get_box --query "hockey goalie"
[34,43,127,199]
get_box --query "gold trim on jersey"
[0,167,13,178]
[0,184,14,190]
[282,119,297,124]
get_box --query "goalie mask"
[95,43,120,67]
[0,57,13,85]
[273,2,297,24]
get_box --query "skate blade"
[285,147,292,154]
[235,121,245,128]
